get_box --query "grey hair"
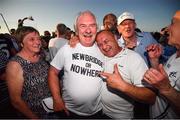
[73,10,98,35]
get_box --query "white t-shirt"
[51,43,104,116]
[101,48,148,119]
[150,53,180,119]
[48,37,68,61]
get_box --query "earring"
[20,43,23,47]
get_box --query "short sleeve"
[50,45,67,70]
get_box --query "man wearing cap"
[117,12,157,66]
[117,11,158,118]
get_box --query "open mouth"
[33,45,41,49]
[125,29,131,33]
[84,34,93,38]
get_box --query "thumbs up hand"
[100,64,128,91]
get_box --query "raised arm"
[6,61,38,119]
[146,44,163,69]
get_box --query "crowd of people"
[0,10,179,119]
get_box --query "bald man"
[144,10,180,119]
[96,30,156,119]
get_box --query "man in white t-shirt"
[96,30,156,119]
[144,10,180,119]
[48,23,68,62]
[48,11,105,119]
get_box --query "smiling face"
[117,19,136,39]
[96,30,121,57]
[76,11,97,47]
[103,14,117,31]
[22,31,42,54]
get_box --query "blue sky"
[0,0,180,35]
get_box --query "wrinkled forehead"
[96,31,115,43]
[77,12,96,23]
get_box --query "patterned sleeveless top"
[10,55,51,118]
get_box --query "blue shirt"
[118,32,157,66]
